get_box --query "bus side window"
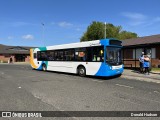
[86,47,92,61]
[47,51,54,61]
[39,51,47,61]
[92,55,96,61]
[54,51,58,61]
[64,49,75,61]
[92,46,104,62]
[37,51,41,60]
[33,53,37,59]
[75,48,86,61]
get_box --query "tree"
[80,21,138,42]
[105,23,122,39]
[81,21,104,42]
[118,31,137,40]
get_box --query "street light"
[104,22,106,39]
[42,23,45,46]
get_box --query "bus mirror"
[100,50,103,54]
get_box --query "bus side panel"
[47,62,75,73]
[85,62,102,75]
[47,62,102,75]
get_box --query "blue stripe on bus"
[37,61,48,70]
[95,63,123,77]
[100,39,109,46]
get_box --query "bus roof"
[35,39,121,51]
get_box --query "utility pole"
[104,22,106,39]
[42,23,45,46]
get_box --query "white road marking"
[97,81,103,83]
[92,80,98,82]
[92,80,103,82]
[115,84,134,89]
[18,86,21,89]
[154,91,160,93]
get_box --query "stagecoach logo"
[89,42,100,46]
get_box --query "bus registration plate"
[112,65,122,70]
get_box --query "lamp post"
[104,22,106,39]
[42,23,45,46]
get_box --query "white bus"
[30,39,123,77]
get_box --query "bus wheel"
[78,66,86,77]
[42,64,47,71]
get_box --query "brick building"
[0,44,31,63]
[122,34,160,68]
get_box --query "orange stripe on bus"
[30,49,38,69]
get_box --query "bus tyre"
[42,64,47,71]
[78,66,86,77]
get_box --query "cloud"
[121,12,147,26]
[22,34,34,40]
[51,21,84,32]
[75,28,81,31]
[58,21,73,27]
[122,12,147,20]
[11,22,35,27]
[51,22,55,25]
[154,17,160,22]
[7,36,14,40]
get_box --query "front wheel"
[78,66,86,77]
[42,64,47,71]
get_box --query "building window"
[151,48,156,58]
[133,48,143,59]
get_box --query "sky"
[0,0,160,47]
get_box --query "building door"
[15,54,25,62]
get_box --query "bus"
[30,39,123,77]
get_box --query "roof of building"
[0,44,34,54]
[122,34,160,46]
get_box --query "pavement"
[122,69,160,84]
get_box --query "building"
[122,34,160,68]
[0,44,32,63]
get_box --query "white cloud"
[22,34,34,40]
[58,21,73,27]
[51,22,55,25]
[121,12,147,26]
[122,12,147,20]
[154,17,160,22]
[11,22,36,27]
[51,21,84,32]
[75,28,81,31]
[7,36,14,40]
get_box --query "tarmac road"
[0,64,160,120]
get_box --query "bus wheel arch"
[77,65,86,77]
[42,63,47,71]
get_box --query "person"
[93,55,96,61]
[139,52,144,73]
[10,57,13,63]
[143,55,150,75]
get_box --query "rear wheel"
[42,64,47,71]
[78,66,86,77]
